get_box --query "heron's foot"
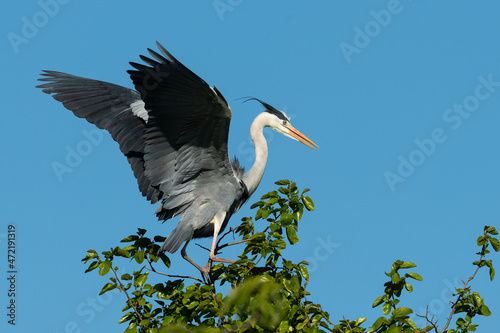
[208,256,248,268]
[210,256,237,264]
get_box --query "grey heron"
[37,42,318,277]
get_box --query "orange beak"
[286,125,319,150]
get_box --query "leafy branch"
[80,180,498,333]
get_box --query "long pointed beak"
[287,125,319,150]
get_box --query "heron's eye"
[282,120,288,126]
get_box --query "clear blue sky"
[2,1,500,331]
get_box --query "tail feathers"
[158,224,192,255]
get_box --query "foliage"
[81,180,499,332]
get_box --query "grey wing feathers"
[127,42,237,220]
[231,157,245,179]
[36,71,163,203]
[37,42,239,225]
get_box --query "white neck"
[242,113,270,197]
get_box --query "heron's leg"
[208,230,237,264]
[180,240,209,281]
[208,214,237,265]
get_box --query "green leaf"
[112,247,131,258]
[275,179,291,186]
[99,282,116,295]
[486,226,498,235]
[187,301,199,310]
[134,249,145,264]
[405,318,417,329]
[389,326,402,333]
[121,273,133,281]
[98,260,112,276]
[299,264,309,282]
[121,235,139,243]
[472,292,483,307]
[83,251,98,261]
[135,273,148,287]
[392,307,413,318]
[85,261,99,273]
[489,267,495,281]
[293,203,304,222]
[391,272,402,283]
[250,201,265,209]
[372,296,385,308]
[371,317,388,330]
[490,237,500,252]
[399,261,417,269]
[479,304,491,316]
[261,191,278,199]
[278,186,289,195]
[286,226,299,244]
[354,317,367,326]
[281,213,293,226]
[407,272,423,281]
[118,312,133,324]
[302,196,315,211]
[404,282,413,292]
[477,236,487,246]
[382,303,391,315]
[153,235,166,242]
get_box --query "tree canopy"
[82,180,499,332]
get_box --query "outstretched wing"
[37,71,163,203]
[127,42,237,220]
[38,43,238,221]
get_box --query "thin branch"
[216,238,251,252]
[416,305,439,333]
[333,324,346,333]
[216,224,240,248]
[343,316,353,332]
[145,258,205,284]
[238,255,264,283]
[194,243,211,252]
[214,226,269,254]
[144,266,205,284]
[111,266,143,322]
[303,281,311,327]
[439,254,484,333]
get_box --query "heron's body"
[37,42,317,275]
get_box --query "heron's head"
[244,97,319,150]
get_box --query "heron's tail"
[157,224,191,255]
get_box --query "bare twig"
[439,254,484,333]
[214,226,269,254]
[415,250,486,333]
[343,316,353,332]
[145,258,205,284]
[416,306,439,333]
[194,243,211,252]
[111,267,143,322]
[144,266,205,284]
[216,225,240,248]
